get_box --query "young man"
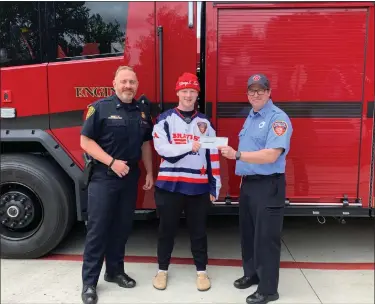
[151,72,221,291]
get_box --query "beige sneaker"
[196,272,211,291]
[153,271,168,290]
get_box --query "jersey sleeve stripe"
[159,167,206,175]
[210,154,220,162]
[158,171,208,179]
[160,152,190,164]
[155,181,210,195]
[157,176,209,184]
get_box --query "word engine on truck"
[0,1,374,259]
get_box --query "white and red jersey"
[152,108,221,199]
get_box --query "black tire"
[0,153,75,259]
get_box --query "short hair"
[114,65,136,78]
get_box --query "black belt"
[242,173,284,181]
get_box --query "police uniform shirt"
[235,99,293,176]
[81,94,153,164]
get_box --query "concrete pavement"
[1,216,374,303]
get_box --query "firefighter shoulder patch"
[86,105,95,120]
[272,120,288,136]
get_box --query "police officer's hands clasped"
[192,141,201,152]
[111,159,130,177]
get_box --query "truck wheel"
[0,153,75,259]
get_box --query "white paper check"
[200,136,228,149]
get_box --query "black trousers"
[82,166,140,286]
[239,174,285,295]
[154,187,211,271]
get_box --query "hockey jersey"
[152,108,222,199]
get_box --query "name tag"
[108,115,122,120]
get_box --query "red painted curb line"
[40,254,375,270]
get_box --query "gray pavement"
[1,216,374,304]
[53,215,374,263]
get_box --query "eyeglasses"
[247,89,267,96]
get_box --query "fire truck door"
[209,4,369,206]
[155,1,198,112]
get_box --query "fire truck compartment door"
[215,6,368,204]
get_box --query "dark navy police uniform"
[235,89,292,301]
[80,94,153,288]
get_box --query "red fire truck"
[1,1,374,258]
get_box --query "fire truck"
[0,1,374,259]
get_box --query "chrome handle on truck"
[157,25,164,112]
[188,2,194,28]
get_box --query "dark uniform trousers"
[82,164,140,286]
[239,173,285,295]
[154,187,211,271]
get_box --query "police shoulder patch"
[85,105,95,120]
[272,120,288,136]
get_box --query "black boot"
[246,291,279,304]
[104,273,136,288]
[234,276,259,289]
[81,285,98,304]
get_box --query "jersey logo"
[197,122,208,134]
[172,133,199,144]
[259,121,265,128]
[85,106,95,120]
[174,138,187,145]
[272,120,288,136]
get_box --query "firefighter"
[218,74,292,304]
[151,72,221,291]
[80,66,154,304]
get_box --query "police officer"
[80,66,154,304]
[219,74,292,304]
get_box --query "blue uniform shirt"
[235,99,293,176]
[81,94,153,165]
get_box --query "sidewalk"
[1,259,373,303]
[1,217,374,303]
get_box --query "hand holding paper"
[200,136,228,149]
[218,145,237,159]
